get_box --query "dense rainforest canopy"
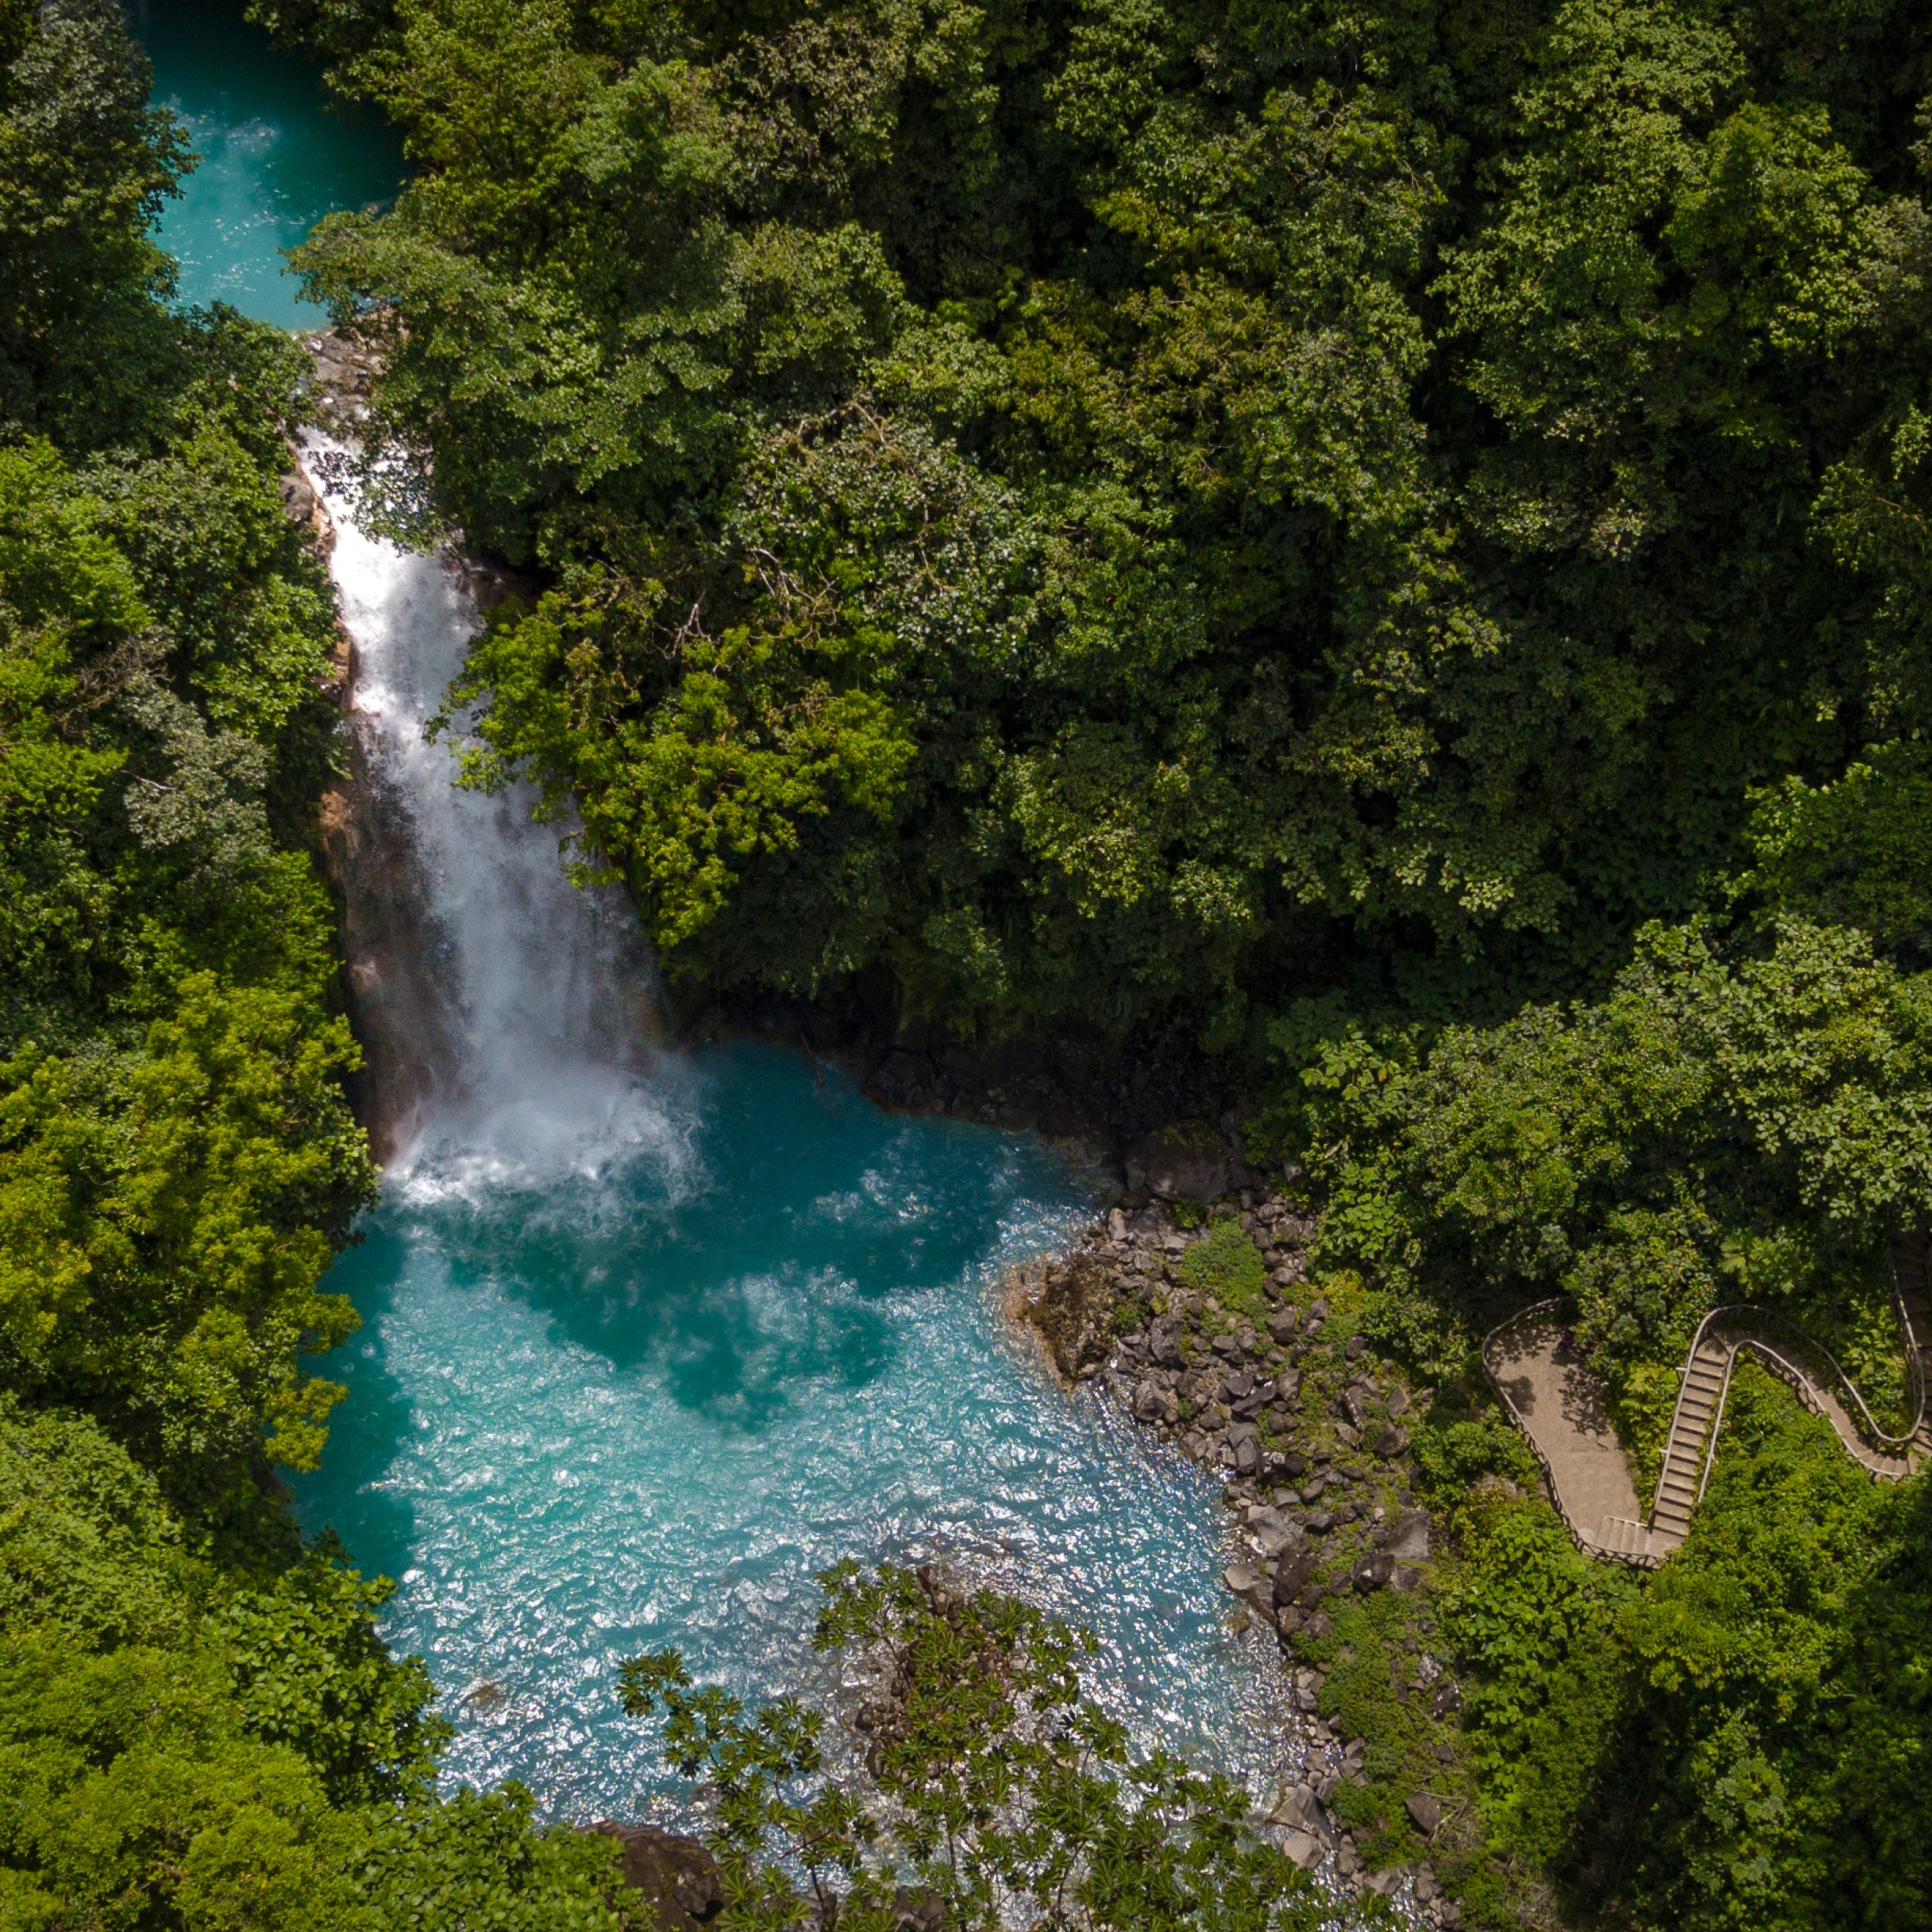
[279,0,1932,1047]
[3,0,1931,1924]
[267,0,1932,1922]
[0,2,1358,1925]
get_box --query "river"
[139,0,1293,1820]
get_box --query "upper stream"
[140,0,1294,1822]
[138,0,401,326]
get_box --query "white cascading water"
[311,438,684,1193]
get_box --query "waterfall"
[294,438,1292,1826]
[309,438,678,1190]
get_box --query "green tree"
[621,1562,1355,1932]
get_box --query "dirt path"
[1483,1309,1652,1561]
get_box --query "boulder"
[1272,1549,1318,1608]
[1124,1121,1230,1202]
[1020,1253,1116,1380]
[1223,1562,1272,1610]
[1282,1829,1324,1870]
[589,1824,724,1932]
[1268,1782,1318,1829]
[1404,1793,1444,1837]
[1351,1552,1395,1593]
[1388,1509,1431,1561]
[1254,1519,1300,1561]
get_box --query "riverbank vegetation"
[257,0,1932,1922]
[625,1564,1345,1932]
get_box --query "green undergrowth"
[1372,1361,1932,1930]
[1269,1309,1932,1932]
[1281,1363,1579,1925]
[1177,1214,1272,1321]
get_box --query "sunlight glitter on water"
[299,1043,1300,1819]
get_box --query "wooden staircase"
[1892,1237,1932,1459]
[1486,1234,1930,1568]
[1647,1326,1737,1555]
[1596,1515,1652,1561]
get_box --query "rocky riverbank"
[1014,1182,1469,1926]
